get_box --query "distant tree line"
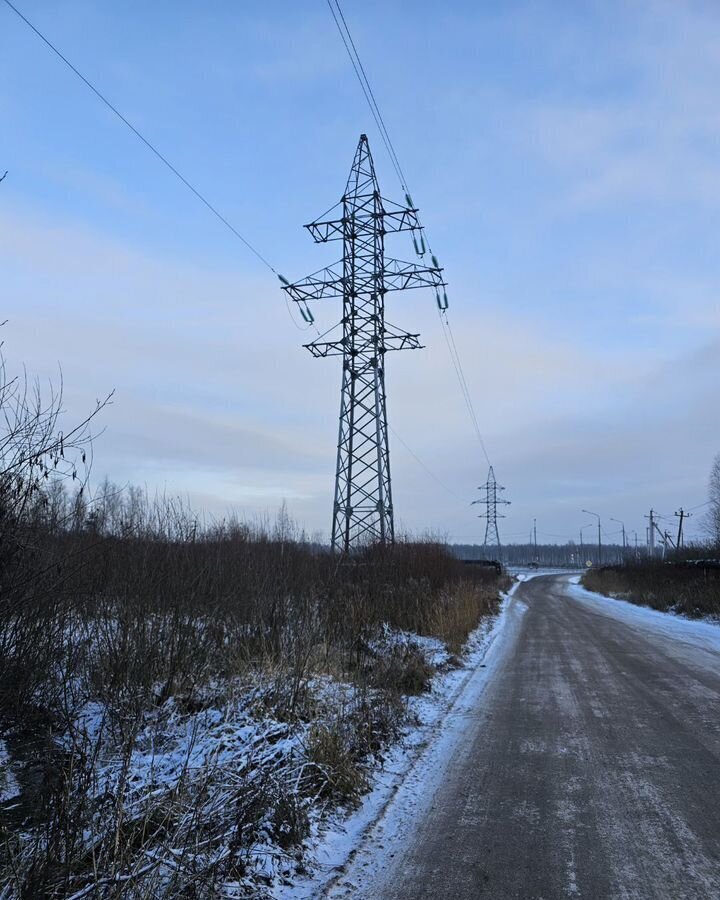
[708,452,720,547]
[450,542,625,567]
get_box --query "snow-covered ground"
[566,574,720,670]
[279,576,529,899]
[509,565,583,579]
[0,739,20,804]
[1,580,522,898]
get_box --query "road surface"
[330,574,720,899]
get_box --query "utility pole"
[650,518,673,559]
[582,509,602,566]
[282,135,445,552]
[580,522,595,564]
[472,466,510,559]
[533,518,538,561]
[610,517,626,562]
[645,509,655,557]
[674,508,690,551]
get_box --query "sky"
[2,0,719,546]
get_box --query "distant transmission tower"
[472,466,510,556]
[282,135,446,552]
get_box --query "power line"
[326,0,493,468]
[438,312,484,457]
[440,311,491,466]
[326,0,408,192]
[388,424,464,502]
[9,0,465,516]
[2,0,277,274]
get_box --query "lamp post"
[610,517,626,561]
[582,509,602,566]
[580,522,595,565]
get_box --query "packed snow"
[566,575,720,672]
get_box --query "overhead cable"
[325,0,493,469]
[388,424,464,502]
[326,0,408,191]
[439,311,491,466]
[2,0,278,274]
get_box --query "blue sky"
[2,0,719,544]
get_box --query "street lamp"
[610,517,626,559]
[582,509,602,565]
[580,522,595,563]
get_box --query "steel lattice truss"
[282,134,446,552]
[472,466,510,555]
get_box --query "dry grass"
[0,485,507,897]
[0,339,507,896]
[429,577,510,654]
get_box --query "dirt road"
[330,574,720,899]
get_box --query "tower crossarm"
[305,197,422,244]
[384,258,446,292]
[281,263,344,303]
[379,196,426,234]
[304,218,345,243]
[283,258,445,303]
[305,330,423,358]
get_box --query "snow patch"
[565,576,720,670]
[0,738,20,804]
[281,586,524,899]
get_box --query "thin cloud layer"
[1,0,718,544]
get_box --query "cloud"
[3,0,719,543]
[518,3,720,211]
[3,196,716,541]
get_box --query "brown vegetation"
[0,485,506,897]
[0,344,507,896]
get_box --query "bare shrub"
[304,720,368,804]
[366,639,434,695]
[0,342,507,897]
[706,452,720,548]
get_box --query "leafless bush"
[706,452,720,548]
[0,342,507,896]
[0,350,110,719]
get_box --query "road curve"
[332,574,720,899]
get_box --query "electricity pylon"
[282,135,446,552]
[472,466,510,556]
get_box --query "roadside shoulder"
[280,583,524,900]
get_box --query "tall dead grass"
[0,482,507,897]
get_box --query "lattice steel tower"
[472,466,510,555]
[282,135,446,552]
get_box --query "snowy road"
[329,574,720,899]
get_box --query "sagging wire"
[326,0,491,467]
[2,0,314,331]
